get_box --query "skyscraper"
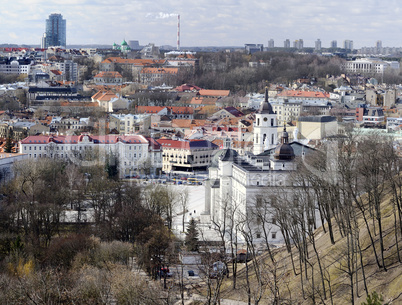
[284,39,290,48]
[268,39,274,49]
[293,39,303,50]
[343,40,353,51]
[315,39,321,51]
[45,13,66,48]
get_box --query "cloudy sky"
[1,0,402,49]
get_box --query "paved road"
[170,185,206,234]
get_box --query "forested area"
[190,52,344,93]
[0,159,182,304]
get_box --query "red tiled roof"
[141,67,179,74]
[190,96,218,105]
[172,119,193,128]
[198,89,230,97]
[277,90,330,98]
[20,135,148,145]
[91,90,118,102]
[94,71,123,78]
[144,137,161,150]
[175,84,202,92]
[50,70,62,75]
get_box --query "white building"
[362,107,385,125]
[158,139,219,174]
[342,58,400,74]
[0,58,33,75]
[19,134,162,178]
[109,113,151,134]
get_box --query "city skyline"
[1,0,402,48]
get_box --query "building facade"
[342,58,400,74]
[19,134,162,178]
[54,60,78,81]
[343,40,353,51]
[158,139,219,174]
[0,58,33,75]
[271,100,302,125]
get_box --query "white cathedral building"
[201,88,318,247]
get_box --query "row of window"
[23,145,146,152]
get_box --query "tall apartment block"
[315,39,322,51]
[45,13,66,48]
[330,40,337,48]
[293,39,303,49]
[343,40,353,51]
[376,40,382,53]
[268,39,274,49]
[284,39,290,48]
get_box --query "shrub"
[361,291,384,305]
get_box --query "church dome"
[273,127,295,160]
[121,40,128,46]
[273,143,295,160]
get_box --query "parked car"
[209,261,228,279]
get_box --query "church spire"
[281,123,289,144]
[259,85,275,114]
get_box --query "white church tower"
[253,87,278,155]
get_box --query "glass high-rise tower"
[45,13,66,48]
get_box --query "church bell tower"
[253,86,278,155]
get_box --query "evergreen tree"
[185,218,199,252]
[105,152,119,180]
[4,136,13,153]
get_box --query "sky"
[1,0,402,49]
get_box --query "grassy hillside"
[215,189,402,304]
